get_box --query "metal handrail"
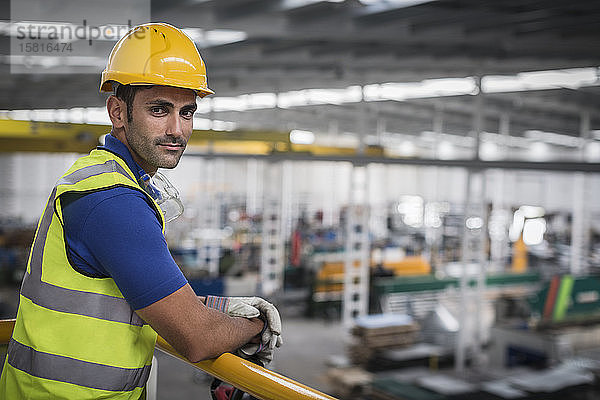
[0,319,337,400]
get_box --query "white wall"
[0,153,79,224]
[2,152,599,226]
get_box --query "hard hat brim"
[100,72,214,98]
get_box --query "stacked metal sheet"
[348,314,420,366]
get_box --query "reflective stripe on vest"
[7,339,151,392]
[56,159,131,187]
[8,159,151,390]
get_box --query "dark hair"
[114,84,153,122]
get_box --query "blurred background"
[2,0,600,399]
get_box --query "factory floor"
[155,316,345,400]
[3,291,600,400]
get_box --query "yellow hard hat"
[100,22,214,97]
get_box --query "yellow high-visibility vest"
[0,148,165,399]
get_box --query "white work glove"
[236,321,276,365]
[205,295,283,350]
[203,295,261,318]
[237,344,274,366]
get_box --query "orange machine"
[314,256,431,295]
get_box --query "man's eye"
[181,110,195,119]
[151,107,166,114]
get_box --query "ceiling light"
[523,218,546,246]
[290,129,315,144]
[398,140,417,157]
[519,205,545,219]
[466,216,483,230]
[282,0,344,10]
[529,142,551,161]
[483,67,598,93]
[585,142,600,162]
[480,141,500,160]
[524,130,583,148]
[173,28,249,48]
[437,141,455,159]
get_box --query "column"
[456,76,488,372]
[196,158,222,277]
[570,111,591,276]
[260,161,287,297]
[343,164,370,327]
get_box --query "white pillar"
[196,158,222,277]
[426,102,445,269]
[246,158,262,217]
[456,170,487,372]
[570,111,591,276]
[0,155,16,220]
[343,165,370,327]
[456,76,487,372]
[260,161,287,297]
[489,113,511,272]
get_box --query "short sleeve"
[71,189,187,309]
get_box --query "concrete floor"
[155,317,346,400]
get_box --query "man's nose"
[166,113,184,138]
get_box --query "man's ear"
[107,95,126,128]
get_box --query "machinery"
[490,275,600,368]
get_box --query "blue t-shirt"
[61,134,187,310]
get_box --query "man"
[0,23,281,399]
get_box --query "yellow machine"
[314,256,431,296]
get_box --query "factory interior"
[2,0,600,399]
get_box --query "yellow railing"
[0,319,337,400]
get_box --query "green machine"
[529,275,600,326]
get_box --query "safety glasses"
[138,171,184,223]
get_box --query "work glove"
[204,295,261,319]
[205,295,283,350]
[236,321,276,365]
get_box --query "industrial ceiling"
[1,0,600,150]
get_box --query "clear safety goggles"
[138,171,184,223]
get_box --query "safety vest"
[0,148,165,399]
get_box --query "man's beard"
[125,121,187,170]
